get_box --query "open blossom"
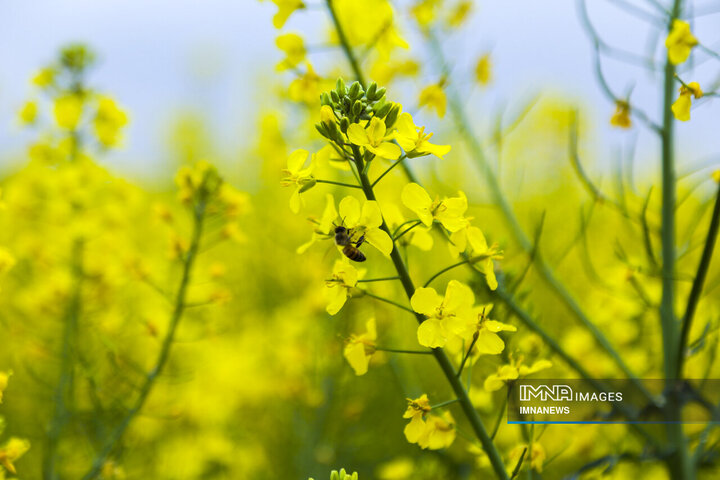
[324,260,359,315]
[411,280,475,348]
[401,183,469,232]
[394,113,451,159]
[403,395,456,450]
[665,20,698,65]
[338,196,393,256]
[418,84,447,118]
[281,149,315,213]
[671,82,703,122]
[449,225,502,290]
[452,305,516,358]
[347,117,402,159]
[343,318,377,375]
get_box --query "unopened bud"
[348,81,361,99]
[336,78,346,96]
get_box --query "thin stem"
[424,255,489,288]
[509,447,527,480]
[324,0,366,88]
[394,220,423,241]
[316,178,362,189]
[81,198,208,480]
[357,276,400,283]
[677,183,720,376]
[361,290,415,313]
[372,155,407,187]
[375,347,433,355]
[430,398,459,409]
[456,333,479,378]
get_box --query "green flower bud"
[384,104,400,129]
[331,471,340,480]
[315,122,330,139]
[330,90,340,104]
[352,100,363,117]
[336,78,346,96]
[348,81,361,99]
[339,117,350,133]
[375,87,386,100]
[374,101,392,119]
[320,92,332,106]
[366,82,377,100]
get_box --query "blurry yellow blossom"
[395,113,451,159]
[289,63,323,104]
[449,225,501,289]
[94,96,129,147]
[324,260,358,315]
[276,33,306,70]
[713,170,720,184]
[403,395,456,449]
[0,249,15,275]
[411,280,474,348]
[0,371,10,404]
[509,443,546,473]
[665,20,698,65]
[610,100,631,129]
[411,0,439,28]
[376,458,414,479]
[32,67,55,88]
[334,0,408,58]
[343,318,377,375]
[281,149,315,213]
[54,94,83,129]
[484,355,552,391]
[401,183,469,232]
[370,59,419,85]
[271,0,304,28]
[671,81,702,122]
[475,53,492,86]
[347,117,402,159]
[0,437,30,475]
[338,196,393,256]
[448,1,472,27]
[18,101,38,124]
[418,84,447,117]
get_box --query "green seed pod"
[348,81,360,99]
[339,117,350,133]
[330,90,340,104]
[384,104,400,128]
[366,82,377,100]
[336,78,346,96]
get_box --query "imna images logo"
[519,384,573,402]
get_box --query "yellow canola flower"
[0,249,15,275]
[32,67,55,88]
[395,113,451,159]
[94,96,129,147]
[411,0,440,28]
[671,82,703,122]
[271,0,304,28]
[324,260,359,315]
[0,437,30,475]
[343,318,377,375]
[403,395,456,450]
[449,225,502,290]
[459,305,516,355]
[665,20,698,65]
[484,355,552,392]
[0,371,11,404]
[610,100,631,129]
[347,117,402,159]
[411,280,475,348]
[338,196,393,256]
[54,94,83,130]
[289,63,323,105]
[401,183,469,232]
[418,84,447,118]
[281,149,315,213]
[334,0,408,59]
[475,53,492,86]
[18,101,38,124]
[276,33,306,70]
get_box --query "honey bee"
[334,225,366,262]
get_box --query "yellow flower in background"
[418,84,447,118]
[0,249,15,275]
[403,394,431,443]
[665,20,698,65]
[271,0,304,29]
[370,58,419,85]
[713,170,720,184]
[32,67,55,88]
[94,96,129,147]
[610,100,631,129]
[334,0,408,59]
[401,183,469,232]
[289,63,323,104]
[671,81,702,122]
[484,355,552,391]
[324,260,359,315]
[449,225,502,290]
[53,94,83,130]
[338,196,393,256]
[411,0,440,28]
[0,437,30,475]
[347,117,402,159]
[0,371,11,403]
[475,53,492,86]
[281,149,315,213]
[275,33,306,70]
[411,280,475,348]
[18,101,38,124]
[343,318,377,375]
[395,113,451,159]
[447,0,472,27]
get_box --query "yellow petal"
[484,374,505,392]
[475,330,505,355]
[364,228,393,256]
[419,141,451,159]
[365,317,377,340]
[287,149,309,173]
[411,287,442,316]
[344,342,370,375]
[671,93,692,121]
[339,196,361,227]
[289,188,302,214]
[404,415,427,443]
[367,117,387,143]
[417,318,447,348]
[347,123,370,146]
[411,228,434,251]
[369,142,402,159]
[443,280,475,312]
[484,320,516,333]
[401,183,433,226]
[325,284,348,315]
[519,359,553,376]
[360,200,383,228]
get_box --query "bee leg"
[356,235,366,247]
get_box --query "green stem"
[357,276,400,283]
[677,183,720,376]
[324,0,366,88]
[362,290,415,313]
[394,220,423,241]
[424,255,489,288]
[375,347,433,355]
[351,146,509,480]
[316,179,362,189]
[431,398,459,409]
[456,333,479,378]
[81,199,208,480]
[372,155,407,187]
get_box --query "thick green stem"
[351,148,509,480]
[81,200,207,479]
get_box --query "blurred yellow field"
[1,1,720,479]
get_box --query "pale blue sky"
[0,0,718,182]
